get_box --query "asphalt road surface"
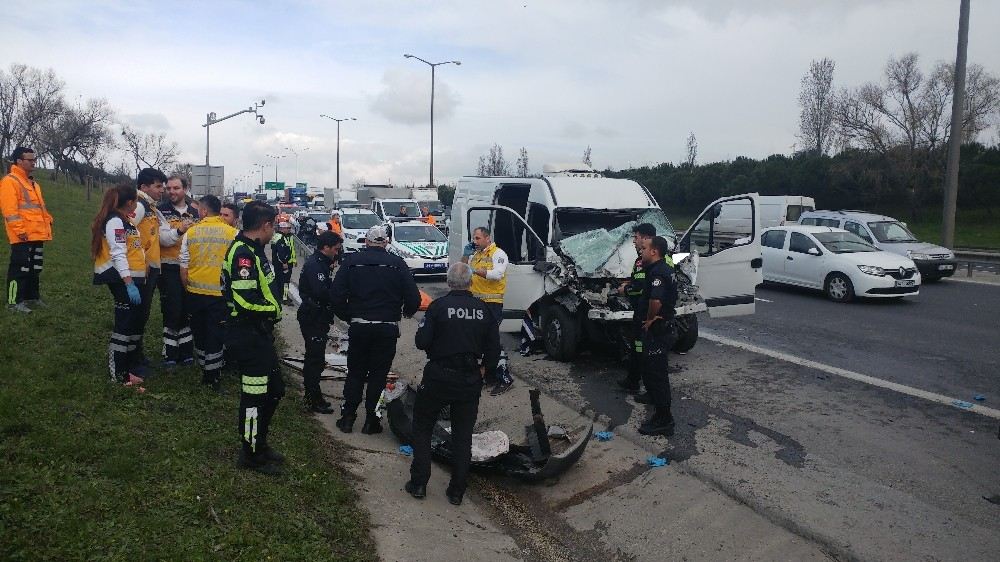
[415,274,1000,560]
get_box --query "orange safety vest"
[136,191,161,268]
[1,166,53,243]
[327,220,343,235]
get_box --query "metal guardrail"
[954,250,1000,277]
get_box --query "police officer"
[297,230,344,414]
[405,262,500,506]
[270,217,296,304]
[222,201,285,475]
[331,224,420,435]
[158,175,199,366]
[617,223,656,394]
[636,236,679,437]
[181,195,237,390]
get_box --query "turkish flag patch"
[238,257,252,268]
[114,229,126,243]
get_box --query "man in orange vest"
[421,206,437,226]
[2,147,53,313]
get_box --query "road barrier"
[955,249,1000,277]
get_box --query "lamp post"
[284,146,310,186]
[265,153,287,182]
[404,54,460,188]
[202,99,266,166]
[319,115,356,191]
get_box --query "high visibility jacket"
[327,220,342,236]
[1,166,53,244]
[470,243,507,304]
[422,214,437,226]
[159,200,200,266]
[94,213,146,285]
[271,232,296,267]
[135,191,162,268]
[181,216,237,296]
[222,233,280,322]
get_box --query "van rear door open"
[680,194,763,317]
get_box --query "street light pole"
[265,153,286,183]
[284,146,310,186]
[404,54,461,187]
[942,0,970,249]
[320,115,357,191]
[202,99,266,166]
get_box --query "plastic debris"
[973,394,986,401]
[398,445,413,456]
[594,431,614,441]
[647,456,669,468]
[952,400,974,410]
[547,425,569,439]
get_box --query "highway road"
[414,274,1000,560]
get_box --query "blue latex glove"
[594,431,614,442]
[126,282,142,305]
[399,445,414,456]
[647,456,669,468]
[463,242,476,257]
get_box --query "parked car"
[798,210,956,281]
[386,221,449,274]
[761,225,921,302]
[338,208,383,253]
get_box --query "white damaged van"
[449,165,763,360]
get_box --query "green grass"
[902,209,1000,250]
[0,174,375,561]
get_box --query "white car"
[761,225,921,302]
[338,208,383,253]
[387,221,449,274]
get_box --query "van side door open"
[680,194,762,317]
[467,205,548,332]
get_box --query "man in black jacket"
[635,236,679,437]
[221,201,284,475]
[404,262,500,506]
[332,224,421,434]
[297,230,343,414]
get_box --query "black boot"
[336,413,356,433]
[237,449,282,475]
[361,416,383,435]
[305,393,334,414]
[638,415,675,437]
[617,376,640,393]
[404,480,426,499]
[259,444,286,465]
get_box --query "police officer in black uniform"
[617,222,656,394]
[405,262,501,506]
[297,230,344,414]
[221,201,285,475]
[331,224,421,435]
[636,236,679,437]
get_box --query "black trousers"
[640,323,676,423]
[409,365,482,496]
[188,293,228,385]
[106,282,142,382]
[134,266,160,361]
[227,323,285,456]
[6,241,43,305]
[158,265,193,362]
[299,319,330,398]
[343,323,398,418]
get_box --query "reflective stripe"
[187,278,222,293]
[230,280,257,290]
[4,214,21,221]
[19,202,40,210]
[472,292,504,301]
[242,375,268,386]
[242,375,268,394]
[243,407,258,451]
[351,318,398,325]
[177,335,193,345]
[7,280,16,305]
[109,344,129,352]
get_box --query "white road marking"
[754,297,773,303]
[701,330,1000,420]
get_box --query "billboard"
[191,165,225,197]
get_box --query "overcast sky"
[4,0,999,192]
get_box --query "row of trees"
[0,63,182,183]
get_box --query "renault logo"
[898,267,905,277]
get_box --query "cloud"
[121,113,172,131]
[369,68,460,125]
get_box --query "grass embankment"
[903,209,1000,251]
[0,175,375,560]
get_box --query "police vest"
[470,243,506,304]
[136,194,161,268]
[185,216,238,296]
[94,215,145,284]
[160,203,198,265]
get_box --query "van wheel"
[825,273,855,303]
[543,305,580,361]
[672,314,699,353]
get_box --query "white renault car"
[761,225,921,302]
[386,221,449,274]
[339,208,383,253]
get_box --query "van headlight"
[858,265,885,276]
[907,251,930,260]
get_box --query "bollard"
[967,261,973,277]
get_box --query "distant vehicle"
[372,198,422,223]
[386,221,449,274]
[798,210,956,281]
[758,195,815,227]
[761,225,921,302]
[338,208,383,253]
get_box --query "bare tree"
[35,97,115,181]
[685,132,698,167]
[516,146,529,176]
[0,64,65,167]
[582,145,592,167]
[119,124,180,172]
[351,177,366,190]
[797,58,837,155]
[477,143,510,176]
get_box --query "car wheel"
[825,272,855,303]
[543,305,580,361]
[671,314,698,353]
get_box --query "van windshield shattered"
[554,208,676,276]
